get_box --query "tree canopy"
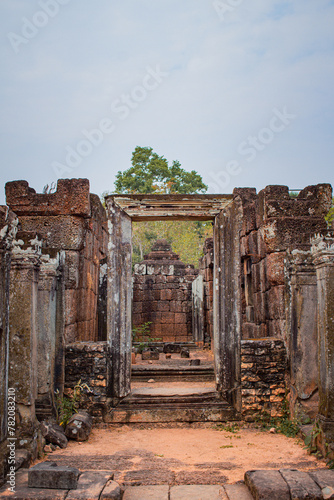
[114,146,207,194]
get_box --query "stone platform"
[1,468,334,499]
[106,387,239,423]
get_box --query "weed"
[254,399,300,438]
[55,379,92,427]
[220,445,233,449]
[213,423,240,433]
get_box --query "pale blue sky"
[1,0,334,204]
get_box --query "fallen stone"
[280,469,322,500]
[180,348,190,358]
[189,359,200,366]
[163,343,181,354]
[165,353,172,359]
[44,444,54,453]
[28,462,80,490]
[0,469,68,499]
[100,479,122,499]
[123,485,169,500]
[66,471,113,500]
[147,379,155,383]
[244,470,290,500]
[142,350,159,360]
[40,421,68,449]
[170,484,226,500]
[224,483,253,500]
[65,411,92,441]
[15,449,31,470]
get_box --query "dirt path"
[47,423,326,486]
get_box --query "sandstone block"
[65,411,93,441]
[266,252,285,286]
[244,470,290,499]
[28,462,80,490]
[40,421,68,449]
[280,469,322,500]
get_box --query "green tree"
[325,197,334,227]
[114,146,207,194]
[132,220,212,268]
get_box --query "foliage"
[213,423,240,433]
[55,379,92,427]
[132,321,162,353]
[325,197,334,227]
[114,146,207,195]
[132,220,213,268]
[254,399,300,438]
[132,321,152,342]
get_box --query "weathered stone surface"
[163,344,181,353]
[123,485,169,500]
[15,449,31,470]
[66,471,113,500]
[309,470,334,499]
[100,480,122,499]
[132,239,197,343]
[280,469,322,499]
[65,412,92,442]
[171,485,227,499]
[224,483,253,499]
[40,422,68,449]
[190,359,201,366]
[5,179,91,217]
[0,470,68,499]
[28,462,80,490]
[244,470,290,500]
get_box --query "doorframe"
[105,193,240,406]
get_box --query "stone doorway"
[105,193,241,418]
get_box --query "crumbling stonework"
[238,184,331,341]
[5,179,108,343]
[132,239,197,342]
[65,342,109,421]
[241,339,287,421]
[1,180,334,486]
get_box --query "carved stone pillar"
[8,246,40,446]
[312,235,334,448]
[288,251,318,418]
[36,256,59,416]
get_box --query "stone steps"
[3,467,333,499]
[107,387,239,423]
[131,365,215,382]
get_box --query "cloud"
[0,0,333,204]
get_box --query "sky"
[0,0,334,204]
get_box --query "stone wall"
[198,238,213,344]
[5,179,108,343]
[132,239,198,343]
[238,184,331,342]
[241,339,287,421]
[65,342,109,421]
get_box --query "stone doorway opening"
[105,194,240,422]
[131,235,215,406]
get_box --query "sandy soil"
[48,423,326,486]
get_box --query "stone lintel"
[107,194,233,221]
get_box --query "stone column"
[36,256,59,415]
[312,235,334,447]
[8,248,40,446]
[288,251,318,418]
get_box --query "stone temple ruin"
[1,178,334,486]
